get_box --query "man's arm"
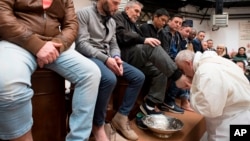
[109,33,121,58]
[51,0,78,53]
[75,8,109,62]
[0,0,46,55]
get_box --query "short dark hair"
[153,8,169,19]
[239,46,246,51]
[198,30,205,34]
[169,13,183,20]
[182,20,193,27]
[233,60,247,69]
[207,39,213,42]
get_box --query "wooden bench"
[0,70,205,141]
[31,68,66,141]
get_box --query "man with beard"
[75,0,145,141]
[113,0,190,117]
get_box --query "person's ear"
[185,60,192,67]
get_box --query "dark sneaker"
[160,102,184,114]
[140,102,163,115]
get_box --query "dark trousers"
[120,44,177,104]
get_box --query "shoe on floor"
[111,112,138,141]
[140,102,163,115]
[160,102,184,114]
[104,123,127,141]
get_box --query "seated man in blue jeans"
[75,0,145,141]
[0,0,101,141]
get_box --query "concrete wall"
[73,0,92,11]
[181,5,250,53]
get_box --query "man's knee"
[10,130,33,141]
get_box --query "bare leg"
[11,130,33,141]
[92,125,109,141]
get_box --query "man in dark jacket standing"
[113,0,190,116]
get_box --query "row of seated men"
[0,0,189,141]
[1,0,250,141]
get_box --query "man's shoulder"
[77,5,95,15]
[160,26,172,37]
[113,11,125,21]
[192,38,200,44]
[140,23,153,29]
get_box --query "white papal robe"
[190,51,250,141]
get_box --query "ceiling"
[138,0,250,12]
[138,0,250,19]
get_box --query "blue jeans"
[90,58,145,126]
[0,41,101,141]
[164,80,189,104]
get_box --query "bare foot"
[182,105,194,112]
[181,99,194,112]
[92,125,109,141]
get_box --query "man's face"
[125,4,142,23]
[207,40,213,48]
[103,0,121,16]
[179,26,191,38]
[168,17,183,32]
[197,32,205,41]
[153,15,169,29]
[188,30,196,40]
[202,41,208,50]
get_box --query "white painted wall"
[190,19,243,53]
[73,0,92,11]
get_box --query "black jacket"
[159,26,183,59]
[113,11,145,48]
[140,22,160,38]
[192,38,204,53]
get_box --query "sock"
[146,104,154,110]
[145,99,155,110]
